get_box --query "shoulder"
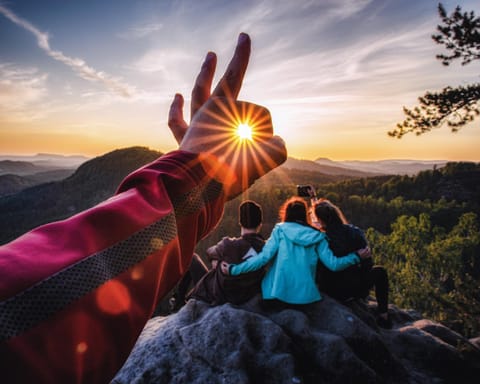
[272,223,285,233]
[207,236,239,256]
[217,236,243,247]
[345,224,366,239]
[344,224,367,245]
[346,223,363,231]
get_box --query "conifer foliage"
[390,3,480,138]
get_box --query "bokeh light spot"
[96,280,131,315]
[76,341,88,354]
[131,265,144,280]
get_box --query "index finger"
[191,51,217,119]
[211,32,251,99]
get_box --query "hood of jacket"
[277,222,324,247]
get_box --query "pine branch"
[389,84,480,138]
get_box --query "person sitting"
[189,200,266,305]
[313,199,392,328]
[221,197,370,310]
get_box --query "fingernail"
[205,51,215,62]
[238,32,249,44]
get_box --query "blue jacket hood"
[277,222,324,246]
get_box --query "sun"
[236,123,253,140]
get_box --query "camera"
[297,184,315,198]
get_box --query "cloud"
[118,21,164,40]
[0,63,52,122]
[0,4,135,98]
[0,64,47,103]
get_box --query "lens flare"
[236,123,253,140]
[194,97,283,198]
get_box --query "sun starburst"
[236,123,253,140]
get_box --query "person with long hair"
[313,199,391,328]
[221,197,370,309]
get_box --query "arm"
[316,236,361,271]
[0,151,225,383]
[0,33,286,384]
[229,226,280,275]
[206,238,227,268]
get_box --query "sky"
[0,0,479,161]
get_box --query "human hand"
[168,33,287,199]
[357,247,372,259]
[211,259,218,270]
[220,261,230,275]
[168,32,250,145]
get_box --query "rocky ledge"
[112,295,480,383]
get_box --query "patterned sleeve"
[0,150,226,384]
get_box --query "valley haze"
[0,151,449,177]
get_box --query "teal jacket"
[230,222,360,304]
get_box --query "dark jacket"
[189,233,265,305]
[317,224,372,300]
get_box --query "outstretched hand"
[168,33,287,199]
[168,32,250,144]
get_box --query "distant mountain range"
[283,157,447,177]
[0,154,89,197]
[0,147,162,244]
[314,157,447,176]
[0,150,451,199]
[0,153,89,170]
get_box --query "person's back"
[189,201,265,305]
[257,221,329,304]
[317,223,372,300]
[314,199,391,328]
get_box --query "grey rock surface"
[112,295,480,384]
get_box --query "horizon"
[1,0,479,161]
[0,148,472,164]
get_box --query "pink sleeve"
[0,150,226,384]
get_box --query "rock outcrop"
[112,296,480,384]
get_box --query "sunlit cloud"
[0,64,47,104]
[0,4,135,98]
[0,63,51,122]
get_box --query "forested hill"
[318,162,480,203]
[202,161,480,247]
[0,147,162,244]
[0,147,362,245]
[314,162,480,233]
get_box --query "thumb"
[168,93,188,145]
